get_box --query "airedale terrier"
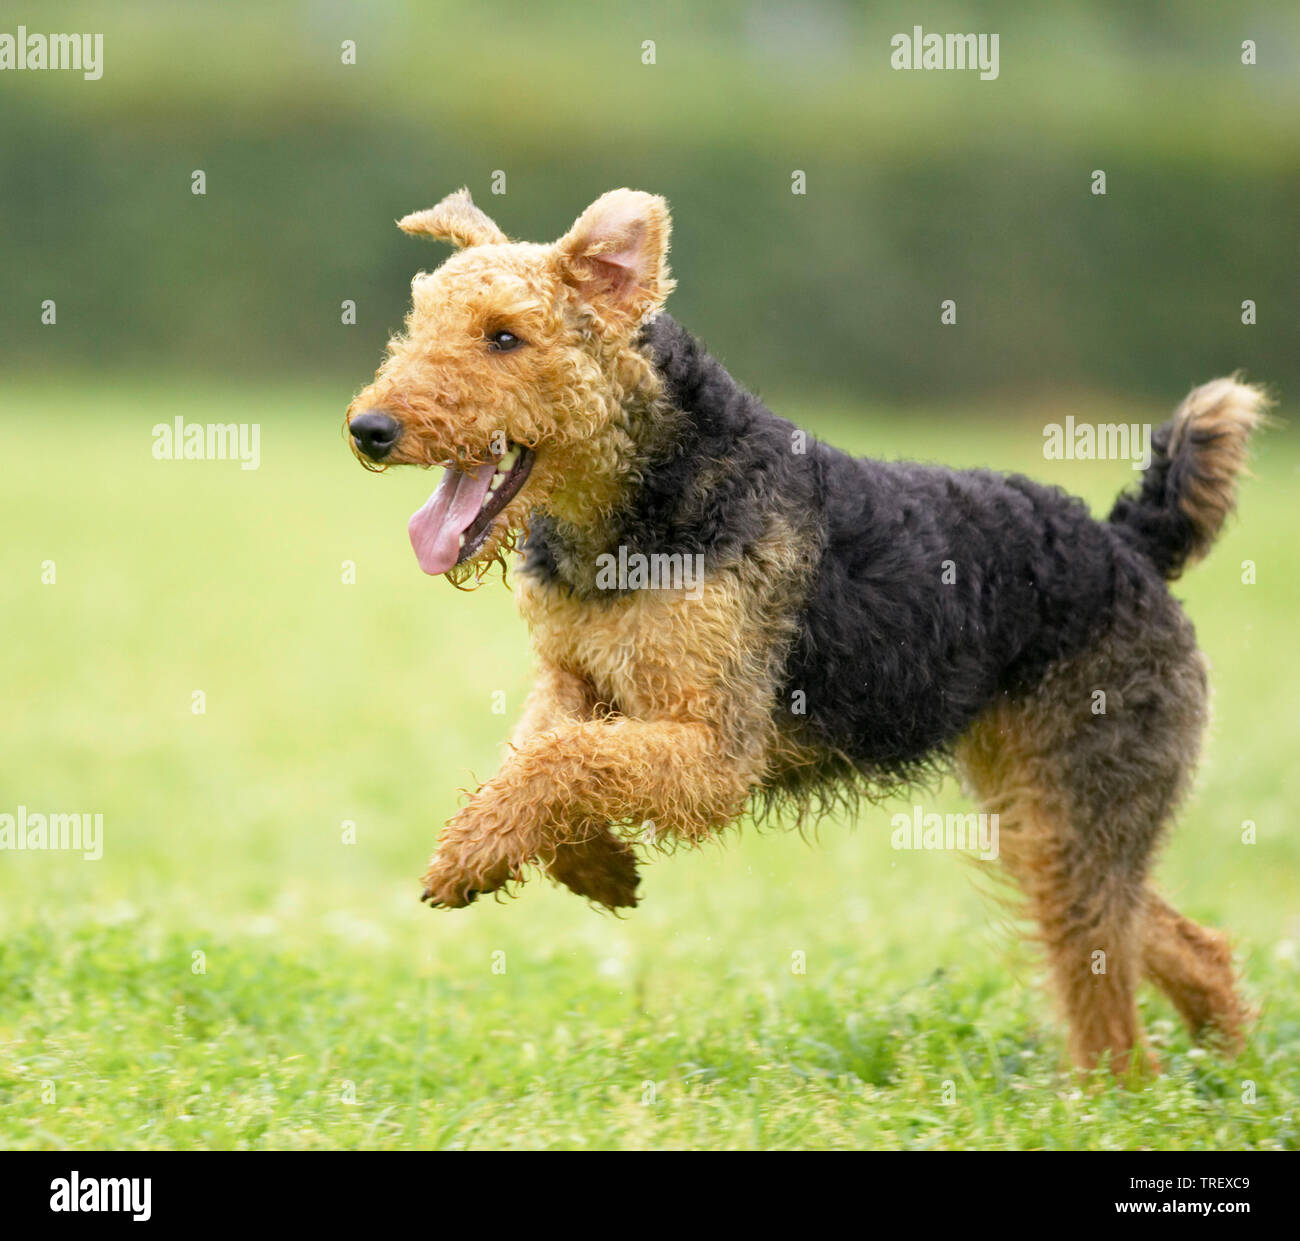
[347,188,1264,1074]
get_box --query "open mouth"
[408,444,535,575]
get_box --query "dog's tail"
[1108,376,1269,580]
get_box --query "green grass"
[0,380,1296,1150]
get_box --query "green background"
[2,0,1296,400]
[0,1,1296,1150]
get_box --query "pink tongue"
[408,460,497,575]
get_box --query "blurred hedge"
[2,0,1296,404]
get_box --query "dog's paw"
[419,878,480,909]
[419,848,518,909]
[545,829,641,911]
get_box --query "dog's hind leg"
[1140,891,1247,1052]
[959,711,1151,1075]
[958,598,1216,1076]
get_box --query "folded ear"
[398,188,508,248]
[554,189,673,324]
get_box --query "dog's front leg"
[503,664,641,905]
[420,717,751,910]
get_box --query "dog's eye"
[487,330,525,353]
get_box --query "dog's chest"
[515,574,741,722]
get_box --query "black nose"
[349,411,401,460]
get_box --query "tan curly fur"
[1166,376,1266,568]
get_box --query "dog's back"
[781,449,1123,780]
[626,315,1264,787]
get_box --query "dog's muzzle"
[349,410,401,461]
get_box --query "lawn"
[0,378,1295,1150]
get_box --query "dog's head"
[346,188,673,584]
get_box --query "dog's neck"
[525,353,683,593]
[520,313,796,597]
